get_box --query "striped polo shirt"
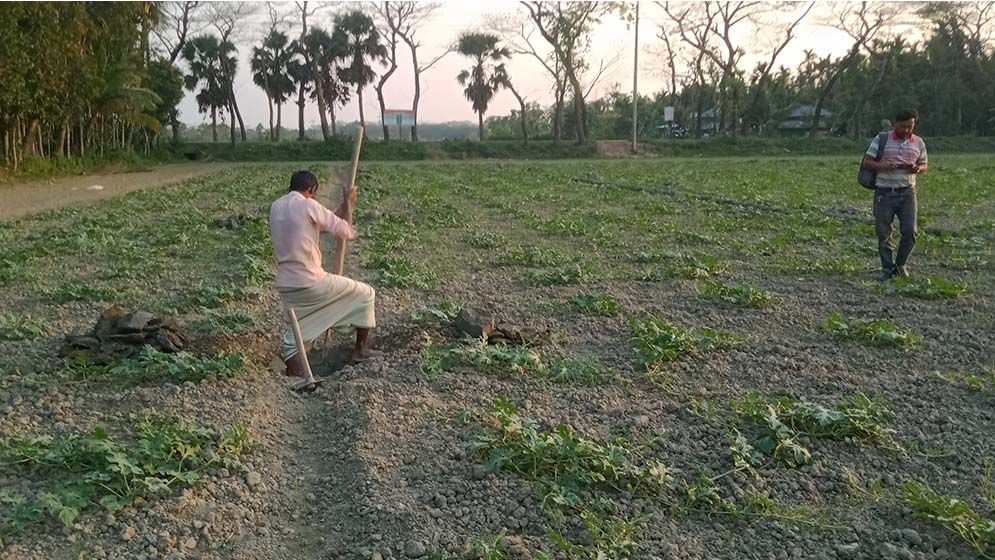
[866,131,928,189]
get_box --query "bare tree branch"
[152,1,205,63]
[375,1,446,140]
[582,51,621,100]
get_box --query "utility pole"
[632,2,639,154]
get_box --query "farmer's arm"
[335,186,357,219]
[308,199,357,240]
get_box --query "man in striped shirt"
[861,110,929,280]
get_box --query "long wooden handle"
[286,308,315,384]
[333,127,365,276]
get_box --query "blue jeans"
[873,189,918,272]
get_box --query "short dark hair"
[894,109,918,123]
[289,170,318,192]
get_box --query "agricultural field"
[1,155,994,560]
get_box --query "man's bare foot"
[349,347,382,364]
[284,354,305,377]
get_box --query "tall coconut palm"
[456,32,509,141]
[251,30,296,141]
[332,11,387,128]
[493,63,528,145]
[250,44,276,140]
[217,38,240,145]
[181,35,229,142]
[301,27,351,137]
[287,47,312,141]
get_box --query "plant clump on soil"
[628,314,741,368]
[470,397,671,511]
[876,275,969,299]
[698,279,780,307]
[420,337,546,379]
[820,312,921,348]
[939,369,995,391]
[0,414,250,547]
[570,292,621,316]
[731,392,896,467]
[0,313,46,341]
[524,264,590,286]
[901,481,995,559]
[637,253,726,281]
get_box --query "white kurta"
[269,190,375,359]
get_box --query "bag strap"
[875,132,889,162]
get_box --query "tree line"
[2,2,993,171]
[1,3,181,169]
[485,2,995,143]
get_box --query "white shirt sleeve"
[917,142,928,164]
[306,199,352,238]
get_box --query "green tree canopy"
[456,32,510,141]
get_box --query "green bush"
[44,283,120,304]
[1,150,175,183]
[174,137,428,162]
[500,246,573,267]
[524,264,590,286]
[410,300,462,323]
[438,139,597,160]
[547,357,608,385]
[646,136,995,157]
[639,254,725,280]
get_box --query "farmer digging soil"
[861,109,929,281]
[269,170,376,376]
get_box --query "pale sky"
[174,1,901,128]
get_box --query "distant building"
[780,104,833,132]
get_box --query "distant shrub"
[438,139,596,160]
[175,137,428,162]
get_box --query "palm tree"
[301,28,351,137]
[493,63,528,145]
[332,11,387,129]
[250,44,276,140]
[287,48,312,141]
[251,30,296,141]
[456,32,509,141]
[181,35,229,142]
[88,60,163,151]
[217,38,240,145]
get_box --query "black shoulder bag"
[858,132,889,190]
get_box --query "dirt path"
[0,163,233,219]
